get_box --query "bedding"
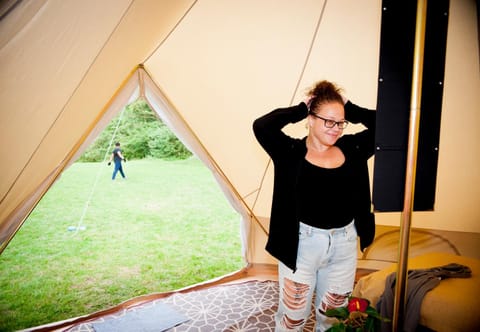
[353,252,480,332]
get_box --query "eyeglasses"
[310,113,349,129]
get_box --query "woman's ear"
[307,115,314,128]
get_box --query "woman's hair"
[306,80,344,113]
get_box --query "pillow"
[353,252,480,332]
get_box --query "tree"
[79,100,192,162]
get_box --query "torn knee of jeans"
[282,277,310,310]
[319,291,350,313]
[281,314,305,330]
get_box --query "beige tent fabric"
[1,0,479,266]
[0,0,196,250]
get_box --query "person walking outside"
[108,142,126,180]
[252,80,376,331]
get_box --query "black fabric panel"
[373,0,449,212]
[373,0,416,212]
[415,1,449,210]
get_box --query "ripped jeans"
[275,221,358,332]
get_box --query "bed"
[353,227,480,332]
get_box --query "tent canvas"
[1,0,479,321]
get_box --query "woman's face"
[308,101,345,146]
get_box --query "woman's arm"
[341,101,377,159]
[253,103,308,159]
[344,100,376,129]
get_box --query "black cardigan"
[253,101,376,271]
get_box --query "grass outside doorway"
[0,158,244,332]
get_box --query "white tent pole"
[392,0,427,330]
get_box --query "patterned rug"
[68,280,316,332]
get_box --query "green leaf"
[365,307,391,322]
[364,316,377,331]
[325,307,349,319]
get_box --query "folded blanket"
[376,263,471,332]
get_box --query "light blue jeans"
[275,221,358,332]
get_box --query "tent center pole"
[392,0,427,331]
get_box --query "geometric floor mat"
[67,280,316,332]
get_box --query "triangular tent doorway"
[1,67,249,331]
[1,67,261,260]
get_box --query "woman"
[253,80,376,331]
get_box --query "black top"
[297,159,357,229]
[253,101,376,271]
[112,147,123,163]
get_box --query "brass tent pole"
[392,0,427,331]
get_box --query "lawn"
[0,158,244,332]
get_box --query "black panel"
[373,0,449,212]
[415,1,449,210]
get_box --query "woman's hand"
[303,95,314,111]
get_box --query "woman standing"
[253,80,376,331]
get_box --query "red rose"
[347,297,369,313]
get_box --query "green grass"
[0,158,244,332]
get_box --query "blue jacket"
[253,101,376,271]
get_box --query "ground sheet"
[68,280,317,332]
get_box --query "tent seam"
[252,0,329,221]
[143,0,198,64]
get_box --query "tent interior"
[1,0,479,331]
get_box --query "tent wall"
[0,0,479,267]
[143,0,480,265]
[143,0,382,266]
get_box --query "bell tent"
[1,0,479,330]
